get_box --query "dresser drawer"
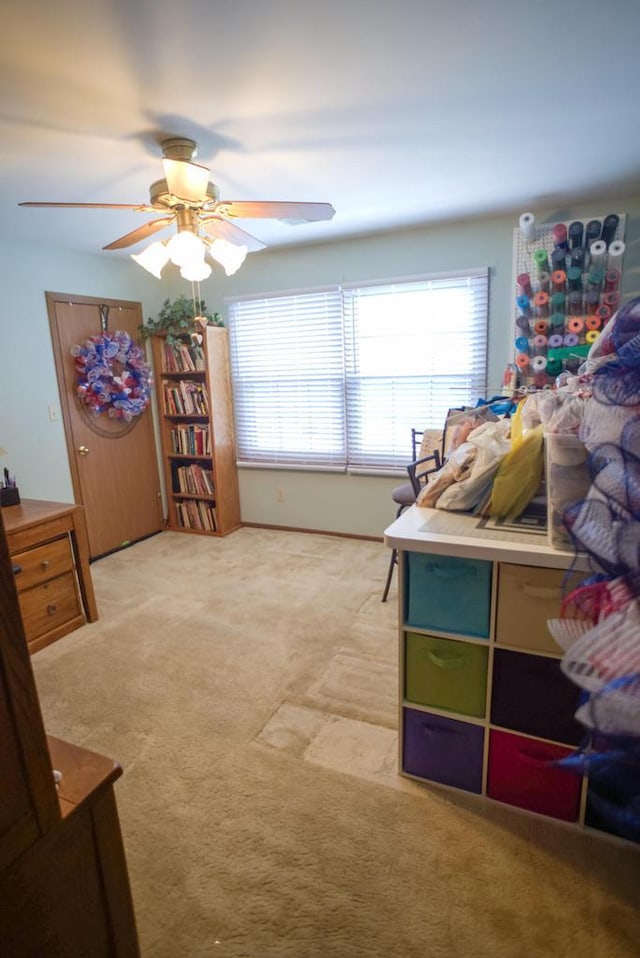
[495,563,566,654]
[405,551,492,638]
[12,536,74,592]
[18,573,82,642]
[405,632,488,717]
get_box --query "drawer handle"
[521,585,562,599]
[12,563,22,576]
[515,746,555,768]
[421,723,463,738]
[426,650,467,670]
[46,603,58,615]
[426,563,476,579]
[41,559,50,570]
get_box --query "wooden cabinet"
[386,506,638,847]
[0,507,140,955]
[3,499,98,654]
[150,326,241,536]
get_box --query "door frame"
[46,291,146,510]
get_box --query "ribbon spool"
[516,294,531,314]
[515,315,531,334]
[596,304,612,325]
[552,223,568,247]
[586,315,602,331]
[533,291,549,316]
[534,319,549,335]
[548,333,564,348]
[567,266,582,291]
[515,352,530,369]
[585,329,600,344]
[603,291,620,311]
[515,336,530,353]
[605,268,620,291]
[568,316,584,334]
[550,291,565,312]
[589,240,607,269]
[564,332,579,347]
[519,211,536,241]
[537,271,550,293]
[533,334,548,350]
[551,270,567,290]
[531,355,548,373]
[533,248,550,273]
[588,267,604,289]
[517,272,532,297]
[607,240,625,271]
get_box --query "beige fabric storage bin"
[495,563,568,655]
[545,434,591,549]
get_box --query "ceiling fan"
[19,137,336,278]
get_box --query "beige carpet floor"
[31,527,640,958]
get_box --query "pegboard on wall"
[511,213,626,389]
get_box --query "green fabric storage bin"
[405,551,492,638]
[405,632,489,717]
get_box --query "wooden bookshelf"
[150,326,241,537]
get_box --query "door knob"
[78,445,90,456]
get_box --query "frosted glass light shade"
[167,231,204,268]
[209,239,248,276]
[131,241,170,278]
[180,260,212,282]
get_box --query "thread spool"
[567,266,582,291]
[515,315,531,334]
[533,248,550,273]
[533,291,549,316]
[551,247,567,272]
[515,352,530,369]
[607,240,625,271]
[564,333,579,347]
[596,304,612,325]
[533,334,548,350]
[601,213,619,248]
[589,241,607,269]
[550,312,566,329]
[519,211,536,241]
[603,291,620,311]
[585,290,600,313]
[552,223,568,248]
[586,220,602,244]
[531,355,548,374]
[517,272,532,297]
[605,268,620,291]
[570,247,585,270]
[568,221,584,249]
[586,315,602,331]
[533,319,549,336]
[568,290,583,315]
[516,294,531,314]
[587,267,604,289]
[548,333,564,348]
[537,271,550,293]
[515,336,530,353]
[567,316,584,334]
[586,329,600,345]
[551,270,566,290]
[546,357,563,377]
[550,291,565,312]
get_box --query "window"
[227,269,488,472]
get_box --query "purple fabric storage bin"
[490,648,583,745]
[403,707,484,793]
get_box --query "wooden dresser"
[2,498,98,653]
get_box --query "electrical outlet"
[48,405,59,421]
[276,488,285,502]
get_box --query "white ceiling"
[3,0,640,260]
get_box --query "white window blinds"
[342,270,488,469]
[227,288,346,468]
[227,269,488,471]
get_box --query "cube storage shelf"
[385,507,639,848]
[151,327,241,537]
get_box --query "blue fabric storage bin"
[403,708,484,793]
[405,551,492,638]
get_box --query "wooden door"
[47,293,164,559]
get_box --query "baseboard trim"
[240,522,383,543]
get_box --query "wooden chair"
[381,444,441,603]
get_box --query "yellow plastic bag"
[489,418,545,519]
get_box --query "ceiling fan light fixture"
[130,240,170,278]
[167,230,204,267]
[180,260,213,282]
[208,239,248,276]
[162,157,210,203]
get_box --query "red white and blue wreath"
[71,330,153,421]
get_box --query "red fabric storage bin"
[487,729,582,822]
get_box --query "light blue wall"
[2,197,640,536]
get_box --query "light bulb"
[131,241,170,278]
[180,260,212,282]
[167,231,205,268]
[209,239,248,276]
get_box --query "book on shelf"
[175,498,217,532]
[170,424,211,456]
[162,340,206,373]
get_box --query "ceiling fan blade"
[162,158,210,203]
[200,216,266,252]
[19,201,156,211]
[102,216,175,251]
[213,201,335,222]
